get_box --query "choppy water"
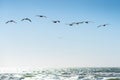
[0,68,120,80]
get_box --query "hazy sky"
[0,0,120,69]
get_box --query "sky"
[0,0,120,69]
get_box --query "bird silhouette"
[75,21,84,25]
[66,22,76,26]
[66,24,73,26]
[21,18,32,22]
[97,24,109,28]
[5,20,17,24]
[52,20,60,23]
[36,15,47,18]
[84,21,93,24]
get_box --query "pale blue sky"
[0,0,120,68]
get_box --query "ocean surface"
[0,68,120,80]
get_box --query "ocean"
[0,67,120,80]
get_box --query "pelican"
[66,23,74,26]
[84,21,93,24]
[52,20,60,23]
[36,15,47,18]
[66,22,76,26]
[97,24,109,28]
[21,18,32,22]
[75,21,84,25]
[5,20,17,24]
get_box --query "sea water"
[0,68,120,80]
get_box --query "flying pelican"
[66,23,74,26]
[75,21,84,25]
[52,20,60,23]
[5,20,17,24]
[84,21,93,24]
[97,24,110,28]
[66,22,76,26]
[21,18,32,22]
[36,15,47,18]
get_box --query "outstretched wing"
[27,18,32,22]
[21,18,32,22]
[21,18,25,21]
[97,25,102,28]
[5,20,16,24]
[5,21,10,24]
